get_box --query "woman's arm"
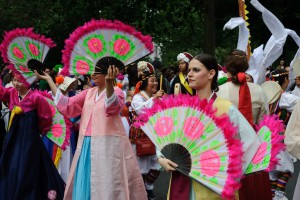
[0,84,14,103]
[35,93,53,134]
[34,70,58,96]
[131,94,154,115]
[105,87,125,117]
[55,89,87,118]
[35,70,87,118]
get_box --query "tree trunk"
[203,0,215,55]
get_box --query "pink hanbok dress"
[55,86,147,200]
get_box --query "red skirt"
[239,171,272,200]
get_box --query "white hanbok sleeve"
[228,105,261,173]
[131,94,154,115]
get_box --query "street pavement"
[153,160,300,200]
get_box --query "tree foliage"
[0,0,299,68]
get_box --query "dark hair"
[126,63,139,89]
[139,65,156,91]
[192,54,219,92]
[139,79,148,91]
[225,49,248,84]
[179,61,189,75]
[270,69,289,86]
[139,75,156,91]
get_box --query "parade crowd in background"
[1,1,300,200]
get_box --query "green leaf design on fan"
[15,65,34,77]
[205,123,215,133]
[138,100,242,198]
[10,44,27,63]
[45,98,67,147]
[192,171,200,177]
[109,34,135,61]
[25,40,42,60]
[83,34,107,60]
[245,126,272,174]
[209,177,219,184]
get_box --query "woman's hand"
[34,70,52,81]
[105,65,119,98]
[158,157,178,172]
[105,65,119,82]
[34,70,58,96]
[154,90,165,99]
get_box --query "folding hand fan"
[135,94,243,199]
[60,19,153,76]
[245,115,285,174]
[39,91,71,150]
[0,28,56,87]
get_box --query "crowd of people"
[0,48,300,200]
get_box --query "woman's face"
[90,73,105,86]
[295,76,300,87]
[187,59,215,90]
[283,76,290,87]
[12,77,26,91]
[245,73,254,83]
[145,76,158,95]
[178,60,187,73]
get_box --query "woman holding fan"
[36,62,147,200]
[157,54,260,199]
[0,73,65,200]
[0,28,65,200]
[36,19,155,200]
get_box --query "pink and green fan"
[0,28,56,87]
[135,94,244,199]
[245,115,285,174]
[39,91,71,150]
[60,19,153,76]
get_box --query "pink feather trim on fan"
[0,28,56,64]
[0,28,56,87]
[38,90,72,150]
[60,19,154,76]
[134,94,243,200]
[255,115,285,172]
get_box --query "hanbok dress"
[0,87,65,200]
[130,91,161,191]
[55,86,147,200]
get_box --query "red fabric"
[52,144,58,162]
[237,73,253,126]
[134,81,142,95]
[238,171,272,200]
[169,172,190,200]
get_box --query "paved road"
[153,161,300,200]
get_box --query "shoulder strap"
[139,91,150,101]
[178,72,193,95]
